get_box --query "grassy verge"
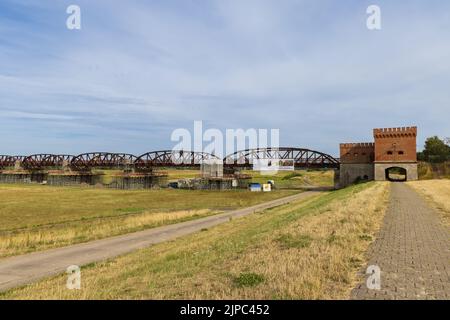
[407,179,450,226]
[0,185,297,258]
[1,181,389,299]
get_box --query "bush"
[418,162,450,179]
[233,272,265,287]
[281,172,303,180]
[277,234,312,248]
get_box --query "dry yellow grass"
[0,209,216,258]
[0,185,295,231]
[1,182,389,300]
[407,179,450,226]
[0,184,296,258]
[185,182,390,299]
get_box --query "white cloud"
[0,0,449,155]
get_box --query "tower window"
[387,151,393,155]
[398,151,404,155]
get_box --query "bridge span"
[0,148,339,171]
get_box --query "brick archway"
[374,163,418,181]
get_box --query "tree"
[421,136,450,163]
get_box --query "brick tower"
[339,142,375,186]
[338,126,418,187]
[373,127,418,181]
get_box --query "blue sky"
[0,0,449,156]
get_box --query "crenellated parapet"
[340,142,374,164]
[373,126,417,138]
[340,142,374,148]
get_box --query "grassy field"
[0,184,297,258]
[0,181,389,299]
[163,168,335,188]
[407,179,450,226]
[165,169,201,180]
[242,169,335,189]
[90,169,201,183]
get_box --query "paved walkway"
[0,191,318,293]
[352,183,450,300]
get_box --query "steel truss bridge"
[0,155,25,169]
[223,147,339,169]
[0,148,339,171]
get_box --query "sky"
[0,0,449,157]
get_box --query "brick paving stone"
[351,183,450,300]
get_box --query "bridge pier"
[333,168,341,189]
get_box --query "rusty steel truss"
[0,155,25,170]
[70,153,137,171]
[223,147,340,169]
[1,148,339,171]
[134,150,220,171]
[21,154,75,171]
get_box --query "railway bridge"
[1,148,339,171]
